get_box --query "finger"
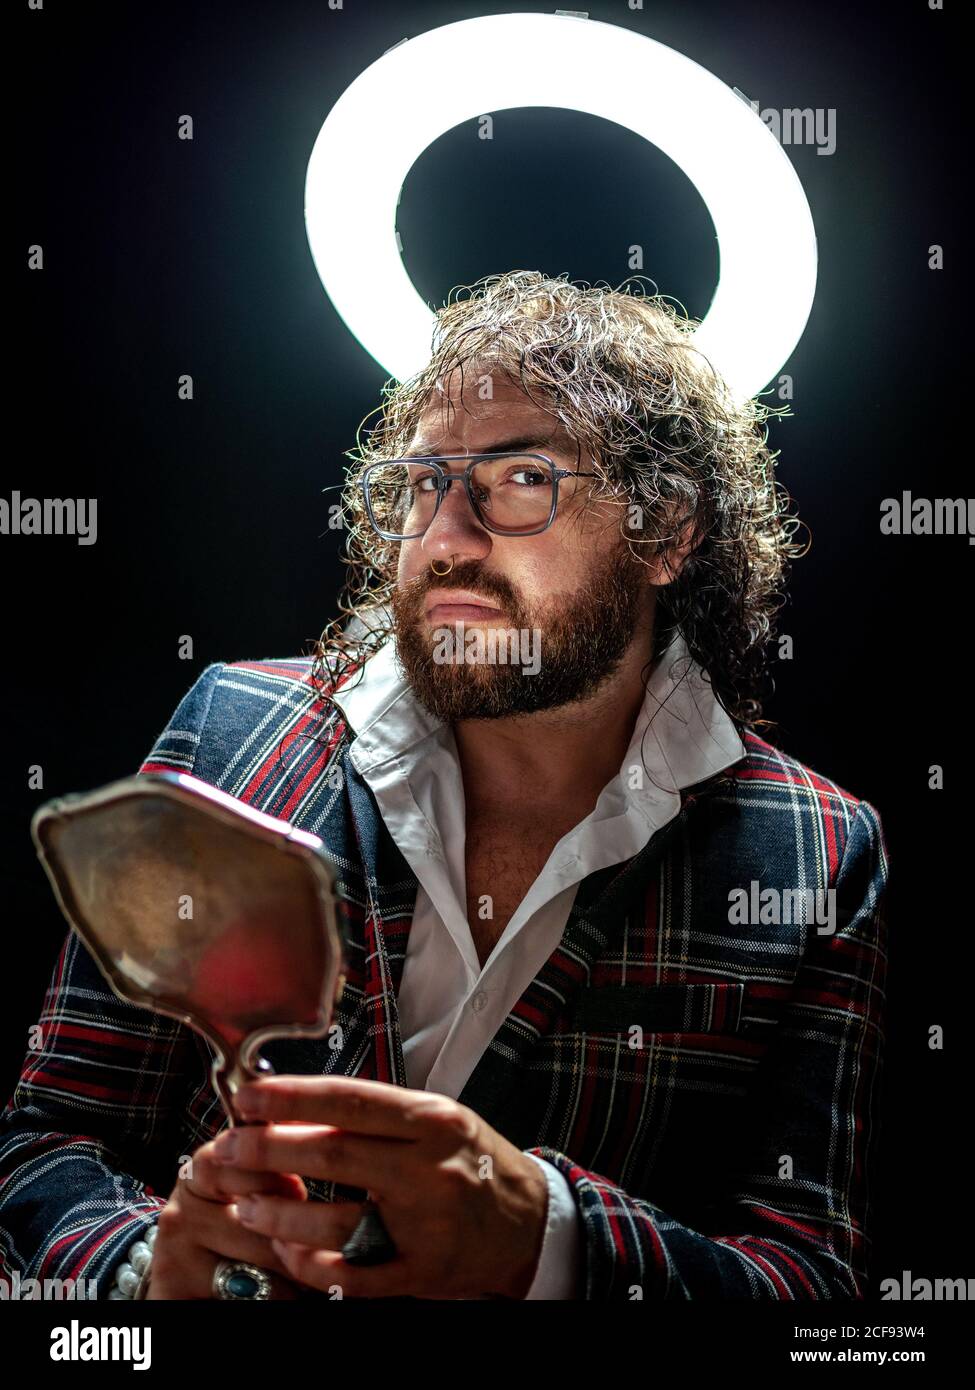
[184,1142,308,1202]
[184,1162,302,1203]
[270,1240,409,1300]
[266,1171,308,1201]
[148,1232,297,1301]
[235,1194,365,1247]
[176,1188,304,1279]
[235,1076,451,1136]
[146,1231,225,1299]
[188,1166,308,1203]
[211,1123,411,1195]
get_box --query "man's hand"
[208,1077,550,1300]
[145,1133,309,1299]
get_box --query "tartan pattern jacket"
[0,655,890,1300]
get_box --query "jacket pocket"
[570,981,744,1035]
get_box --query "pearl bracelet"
[107,1221,157,1300]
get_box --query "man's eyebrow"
[406,433,564,457]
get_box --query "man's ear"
[645,509,700,588]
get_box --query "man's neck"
[454,632,656,819]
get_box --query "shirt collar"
[329,626,746,797]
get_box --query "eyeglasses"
[357,453,600,540]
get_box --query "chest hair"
[464,812,576,968]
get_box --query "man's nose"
[421,475,492,562]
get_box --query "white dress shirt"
[329,626,746,1298]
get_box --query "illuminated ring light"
[304,12,817,402]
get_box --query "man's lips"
[424,590,506,622]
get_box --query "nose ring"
[430,558,454,576]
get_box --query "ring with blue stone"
[212,1258,273,1300]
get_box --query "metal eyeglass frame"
[359,452,600,540]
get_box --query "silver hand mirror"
[30,772,397,1273]
[31,771,346,1119]
[30,771,399,1270]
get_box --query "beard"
[390,541,648,722]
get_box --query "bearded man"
[0,271,888,1302]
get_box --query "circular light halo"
[305,12,818,402]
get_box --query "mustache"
[406,562,518,611]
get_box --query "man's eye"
[507,469,548,487]
[412,473,439,492]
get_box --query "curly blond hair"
[308,269,806,733]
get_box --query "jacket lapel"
[262,736,416,1092]
[332,751,415,1087]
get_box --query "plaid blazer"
[0,656,889,1300]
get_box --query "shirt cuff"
[522,1153,584,1299]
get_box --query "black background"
[5,0,969,1293]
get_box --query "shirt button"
[470,990,489,1013]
